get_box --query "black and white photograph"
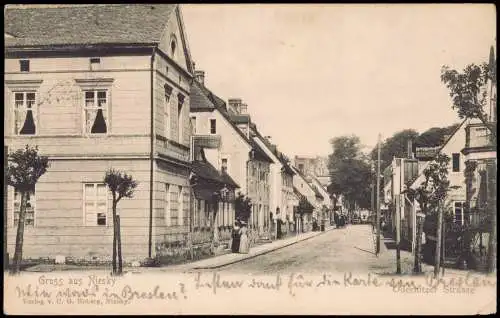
[3,3,497,315]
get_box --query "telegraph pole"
[376,134,381,256]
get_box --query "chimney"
[228,98,242,114]
[194,70,205,86]
[407,139,414,159]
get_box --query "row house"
[4,4,196,262]
[291,165,320,232]
[189,71,273,236]
[251,131,297,238]
[460,46,496,258]
[391,121,467,253]
[294,155,330,187]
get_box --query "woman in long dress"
[230,221,241,253]
[239,222,250,254]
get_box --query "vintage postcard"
[3,3,497,315]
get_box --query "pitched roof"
[311,184,324,200]
[293,187,315,212]
[190,80,273,163]
[4,4,176,47]
[191,160,239,189]
[410,119,467,189]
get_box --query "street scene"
[3,4,497,315]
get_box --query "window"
[164,85,172,139]
[182,189,189,226]
[170,39,177,57]
[90,58,101,71]
[170,186,179,226]
[164,184,170,226]
[84,90,108,134]
[14,92,37,135]
[177,93,185,143]
[13,189,35,227]
[298,164,304,173]
[20,60,30,72]
[84,183,108,226]
[454,201,465,225]
[221,158,228,174]
[196,199,202,227]
[190,116,197,134]
[452,153,460,172]
[210,119,217,134]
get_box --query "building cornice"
[5,43,156,58]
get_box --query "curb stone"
[190,227,335,270]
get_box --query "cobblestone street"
[197,224,408,275]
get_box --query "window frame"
[165,183,171,226]
[82,89,110,136]
[169,185,180,226]
[190,116,197,135]
[75,78,114,137]
[453,201,466,225]
[19,59,30,72]
[221,156,229,174]
[82,183,109,227]
[210,118,217,134]
[13,91,38,136]
[164,84,173,139]
[452,153,460,172]
[12,187,36,228]
[177,93,185,143]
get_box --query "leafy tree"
[370,129,419,172]
[328,135,372,213]
[6,145,49,274]
[415,123,460,147]
[441,56,497,273]
[235,192,252,223]
[104,169,138,276]
[441,62,496,139]
[405,154,456,274]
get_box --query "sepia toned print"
[3,3,496,315]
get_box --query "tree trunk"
[12,191,27,274]
[435,202,444,278]
[414,216,424,273]
[112,200,117,275]
[117,214,123,275]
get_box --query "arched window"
[170,35,177,58]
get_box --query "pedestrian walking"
[239,221,250,254]
[230,220,241,253]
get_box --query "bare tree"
[6,145,49,274]
[104,169,138,275]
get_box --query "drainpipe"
[148,47,156,259]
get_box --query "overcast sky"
[182,4,496,158]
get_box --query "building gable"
[410,119,467,190]
[157,5,193,74]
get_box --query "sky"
[181,4,496,158]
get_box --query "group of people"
[333,212,347,228]
[230,220,250,254]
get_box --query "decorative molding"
[46,154,150,160]
[5,79,43,91]
[74,78,114,89]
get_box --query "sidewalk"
[166,226,335,271]
[374,231,493,277]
